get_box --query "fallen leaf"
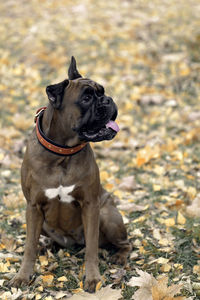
[128,269,185,300]
[12,114,32,131]
[39,255,49,266]
[187,187,197,200]
[153,228,162,240]
[95,281,102,292]
[0,279,5,286]
[133,215,146,223]
[129,268,157,300]
[156,257,169,264]
[139,94,165,105]
[193,265,200,275]
[55,291,71,299]
[136,145,160,167]
[117,202,148,212]
[68,285,121,299]
[177,211,186,225]
[153,184,161,191]
[152,276,184,300]
[0,262,9,272]
[158,218,175,227]
[41,274,54,286]
[100,171,110,182]
[57,276,68,282]
[186,194,200,217]
[160,264,171,272]
[118,176,137,191]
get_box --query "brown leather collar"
[35,107,87,156]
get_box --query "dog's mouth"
[81,120,119,142]
[78,112,119,142]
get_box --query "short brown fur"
[10,60,131,292]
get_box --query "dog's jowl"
[9,57,131,293]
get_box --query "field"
[0,0,200,299]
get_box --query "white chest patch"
[45,185,75,203]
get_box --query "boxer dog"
[10,57,130,292]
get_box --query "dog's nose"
[99,97,111,105]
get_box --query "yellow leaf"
[12,114,32,131]
[0,153,4,162]
[136,259,145,265]
[157,257,169,264]
[139,246,147,254]
[164,218,175,227]
[187,186,197,200]
[0,243,5,250]
[193,265,200,275]
[174,264,183,270]
[39,255,48,266]
[22,224,26,229]
[154,165,165,176]
[0,262,9,272]
[104,183,114,191]
[41,274,54,286]
[100,171,109,181]
[153,184,161,191]
[71,288,83,294]
[152,276,183,299]
[113,190,124,199]
[136,156,146,167]
[136,145,160,167]
[159,238,170,246]
[95,280,102,292]
[177,211,186,225]
[180,67,190,76]
[160,263,171,272]
[133,215,146,223]
[57,276,68,282]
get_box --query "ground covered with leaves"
[0,0,200,299]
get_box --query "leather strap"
[35,107,87,156]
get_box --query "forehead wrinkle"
[68,78,104,96]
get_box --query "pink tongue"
[106,120,120,132]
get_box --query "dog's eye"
[83,95,92,103]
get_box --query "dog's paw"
[111,252,127,265]
[9,273,31,288]
[84,277,101,293]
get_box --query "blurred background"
[0,0,200,298]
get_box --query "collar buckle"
[34,107,47,123]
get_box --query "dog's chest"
[44,185,75,203]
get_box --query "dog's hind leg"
[99,197,131,265]
[9,203,44,287]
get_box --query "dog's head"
[46,57,119,143]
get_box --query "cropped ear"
[46,79,69,109]
[68,56,82,80]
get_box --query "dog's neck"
[41,105,80,147]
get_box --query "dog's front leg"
[9,202,44,287]
[82,197,101,293]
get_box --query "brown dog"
[10,57,130,292]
